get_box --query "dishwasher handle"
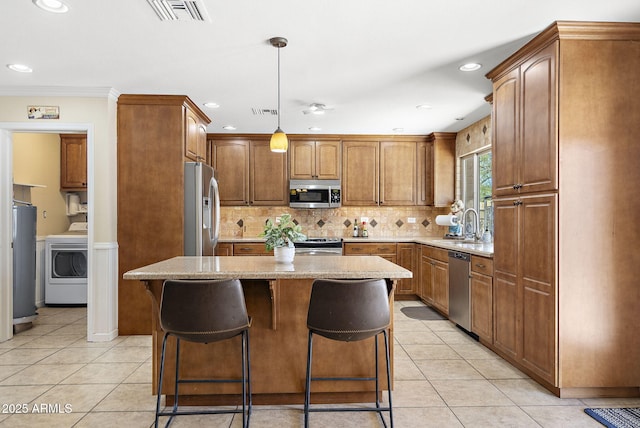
[448,251,470,261]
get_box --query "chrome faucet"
[462,208,481,241]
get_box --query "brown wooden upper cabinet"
[207,132,453,207]
[60,133,87,191]
[209,139,250,205]
[429,133,456,207]
[209,137,288,206]
[342,134,454,207]
[343,140,418,206]
[492,42,558,197]
[342,140,379,205]
[380,141,418,205]
[289,139,341,180]
[184,109,208,162]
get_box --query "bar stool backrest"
[160,279,250,343]
[307,278,390,342]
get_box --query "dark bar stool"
[304,278,393,428]
[155,279,252,428]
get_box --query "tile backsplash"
[220,206,451,239]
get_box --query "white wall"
[0,88,119,342]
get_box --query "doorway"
[0,123,93,343]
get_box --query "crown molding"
[0,86,120,100]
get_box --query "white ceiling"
[1,0,639,135]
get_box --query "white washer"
[44,222,88,305]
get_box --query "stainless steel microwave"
[289,179,341,209]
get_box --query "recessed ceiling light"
[204,102,219,108]
[7,64,33,73]
[32,0,69,13]
[393,128,404,133]
[222,125,236,130]
[455,117,465,121]
[459,63,482,72]
[308,126,322,131]
[416,104,432,110]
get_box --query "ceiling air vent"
[147,0,211,22]
[251,108,278,116]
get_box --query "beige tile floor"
[1,302,638,427]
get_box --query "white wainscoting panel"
[87,241,118,342]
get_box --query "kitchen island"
[124,255,412,406]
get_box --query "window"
[461,149,492,234]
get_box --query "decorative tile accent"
[218,206,449,239]
[396,219,404,228]
[466,133,471,143]
[482,124,488,134]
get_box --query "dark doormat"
[584,408,640,428]
[400,306,446,320]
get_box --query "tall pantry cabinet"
[487,21,640,397]
[117,95,211,335]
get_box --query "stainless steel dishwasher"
[448,251,471,331]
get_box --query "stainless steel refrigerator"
[12,204,37,324]
[184,162,220,256]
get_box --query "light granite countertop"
[123,255,413,281]
[219,236,494,257]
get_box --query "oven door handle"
[295,248,343,255]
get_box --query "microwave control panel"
[331,189,341,204]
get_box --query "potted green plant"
[260,214,306,263]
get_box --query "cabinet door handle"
[513,200,523,206]
[476,263,485,268]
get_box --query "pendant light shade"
[269,36,288,152]
[270,127,288,153]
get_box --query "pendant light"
[269,36,288,153]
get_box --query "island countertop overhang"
[123,255,413,281]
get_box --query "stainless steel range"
[295,238,343,256]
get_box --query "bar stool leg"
[375,334,380,410]
[304,330,313,428]
[241,330,252,428]
[383,330,393,428]
[155,333,170,428]
[172,338,181,417]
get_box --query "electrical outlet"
[408,217,416,223]
[360,216,369,224]
[275,216,281,224]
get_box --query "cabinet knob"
[513,200,523,206]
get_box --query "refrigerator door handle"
[209,176,220,249]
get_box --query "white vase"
[273,246,295,264]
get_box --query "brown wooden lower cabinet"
[215,243,233,256]
[470,256,493,343]
[233,243,272,256]
[419,245,449,315]
[395,243,416,295]
[344,242,425,297]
